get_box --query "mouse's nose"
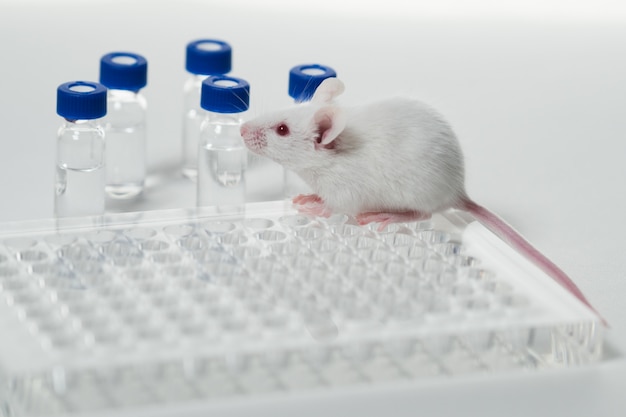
[240,124,250,138]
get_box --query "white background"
[1,0,625,415]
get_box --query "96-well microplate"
[0,201,603,416]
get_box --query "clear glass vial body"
[182,74,208,180]
[104,89,147,198]
[55,119,106,217]
[197,112,247,210]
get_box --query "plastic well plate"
[0,201,602,415]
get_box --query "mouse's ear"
[314,105,346,146]
[312,78,345,104]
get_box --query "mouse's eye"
[275,123,290,136]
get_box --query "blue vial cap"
[56,81,107,120]
[185,39,232,75]
[99,52,148,91]
[201,75,250,113]
[289,64,337,102]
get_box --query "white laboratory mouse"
[240,78,602,321]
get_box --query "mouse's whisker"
[230,89,250,109]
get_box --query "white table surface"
[1,0,625,415]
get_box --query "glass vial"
[99,52,148,199]
[55,81,107,218]
[197,75,250,211]
[182,39,232,181]
[284,64,337,198]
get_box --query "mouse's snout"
[240,123,267,152]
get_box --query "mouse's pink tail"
[457,198,604,324]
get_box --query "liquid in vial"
[181,75,206,180]
[181,39,232,180]
[104,115,145,198]
[197,76,250,211]
[99,52,148,199]
[198,143,247,208]
[55,165,105,217]
[55,81,107,218]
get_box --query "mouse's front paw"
[292,194,331,218]
[292,194,323,205]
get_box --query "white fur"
[241,84,467,216]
